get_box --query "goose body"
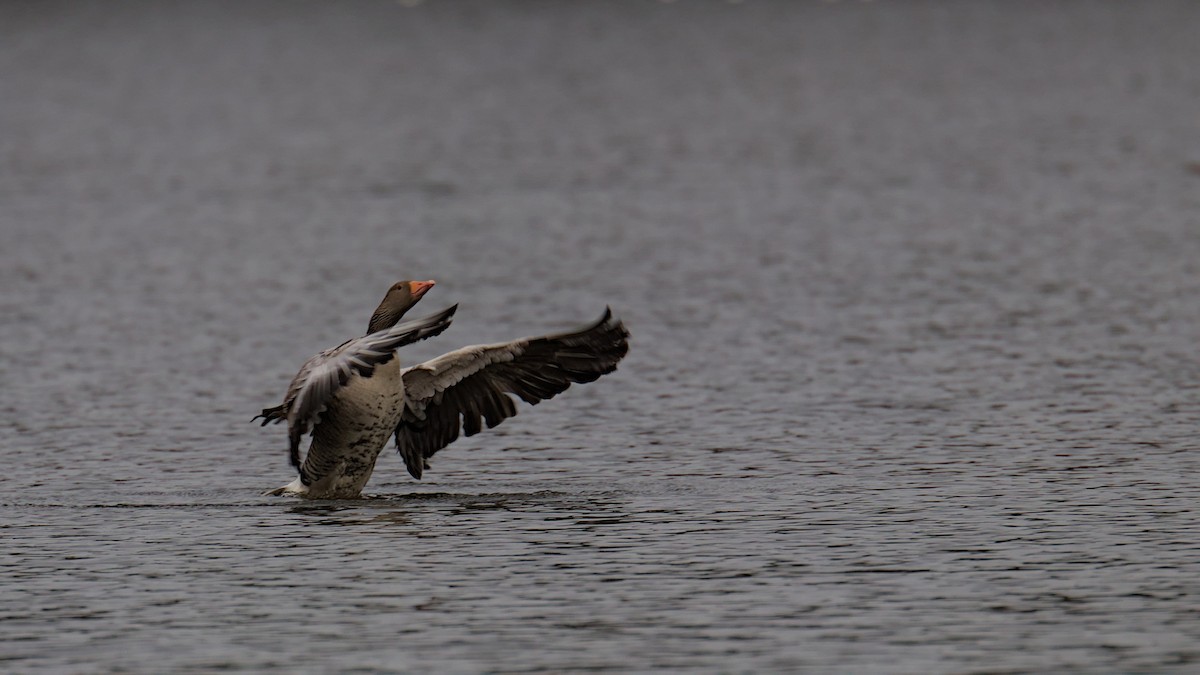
[269,357,405,498]
[256,280,629,499]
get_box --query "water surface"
[3,1,1200,672]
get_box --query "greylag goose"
[255,280,630,498]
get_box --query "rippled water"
[4,1,1200,672]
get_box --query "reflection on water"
[284,491,621,527]
[4,0,1200,672]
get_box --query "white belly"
[283,359,406,499]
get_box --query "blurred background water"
[3,1,1200,672]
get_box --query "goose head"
[367,279,435,334]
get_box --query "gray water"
[3,1,1200,672]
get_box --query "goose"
[254,280,630,498]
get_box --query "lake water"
[3,1,1200,672]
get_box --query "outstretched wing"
[395,307,629,478]
[269,305,458,471]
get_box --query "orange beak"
[410,279,435,299]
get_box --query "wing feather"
[395,308,629,478]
